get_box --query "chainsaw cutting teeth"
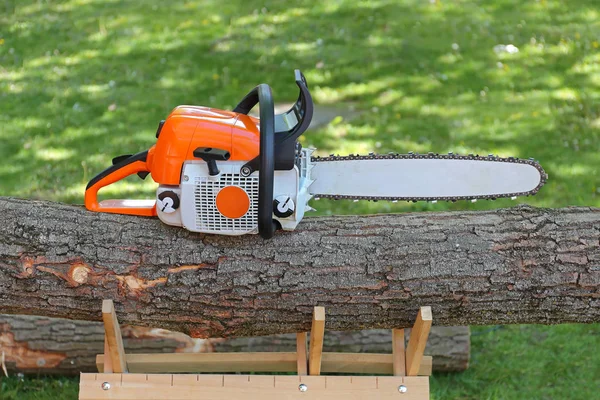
[309,151,547,203]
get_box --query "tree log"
[212,326,470,372]
[0,197,598,337]
[0,314,469,375]
[0,314,215,375]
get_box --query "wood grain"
[406,307,432,376]
[309,307,325,375]
[101,300,127,373]
[79,373,430,400]
[94,353,434,375]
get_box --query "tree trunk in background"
[0,197,599,337]
[0,314,215,375]
[0,315,469,375]
[212,326,470,372]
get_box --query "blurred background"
[0,0,598,398]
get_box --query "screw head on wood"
[398,385,407,393]
[101,382,111,390]
[299,383,308,392]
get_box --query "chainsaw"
[85,69,547,239]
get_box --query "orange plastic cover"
[85,106,261,216]
[150,106,261,185]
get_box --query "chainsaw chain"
[309,152,548,202]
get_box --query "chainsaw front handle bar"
[233,82,277,239]
[233,69,313,142]
[236,70,313,174]
[256,84,276,239]
[274,69,314,143]
[84,150,157,217]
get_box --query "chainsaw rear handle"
[84,150,156,217]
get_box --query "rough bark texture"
[0,315,469,375]
[0,197,598,338]
[0,314,216,375]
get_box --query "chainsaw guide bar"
[309,152,547,203]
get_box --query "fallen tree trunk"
[0,197,598,337]
[0,314,469,375]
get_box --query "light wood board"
[309,307,325,375]
[406,307,432,376]
[79,373,429,400]
[96,352,432,376]
[102,300,127,373]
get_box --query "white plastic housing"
[156,149,315,235]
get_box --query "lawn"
[0,0,599,399]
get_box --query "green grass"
[1,0,599,208]
[0,0,599,399]
[432,324,600,399]
[0,377,79,400]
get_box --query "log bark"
[0,314,469,375]
[0,197,598,337]
[0,314,216,375]
[212,326,470,372]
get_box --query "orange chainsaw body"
[85,70,314,239]
[84,106,262,216]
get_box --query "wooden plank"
[322,353,391,374]
[101,300,127,373]
[297,375,326,390]
[196,375,225,387]
[95,352,431,376]
[321,353,431,376]
[406,306,433,376]
[308,306,325,376]
[102,337,113,373]
[96,352,298,373]
[419,356,433,376]
[378,376,430,398]
[79,373,429,400]
[273,375,300,389]
[392,328,406,376]
[296,332,308,375]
